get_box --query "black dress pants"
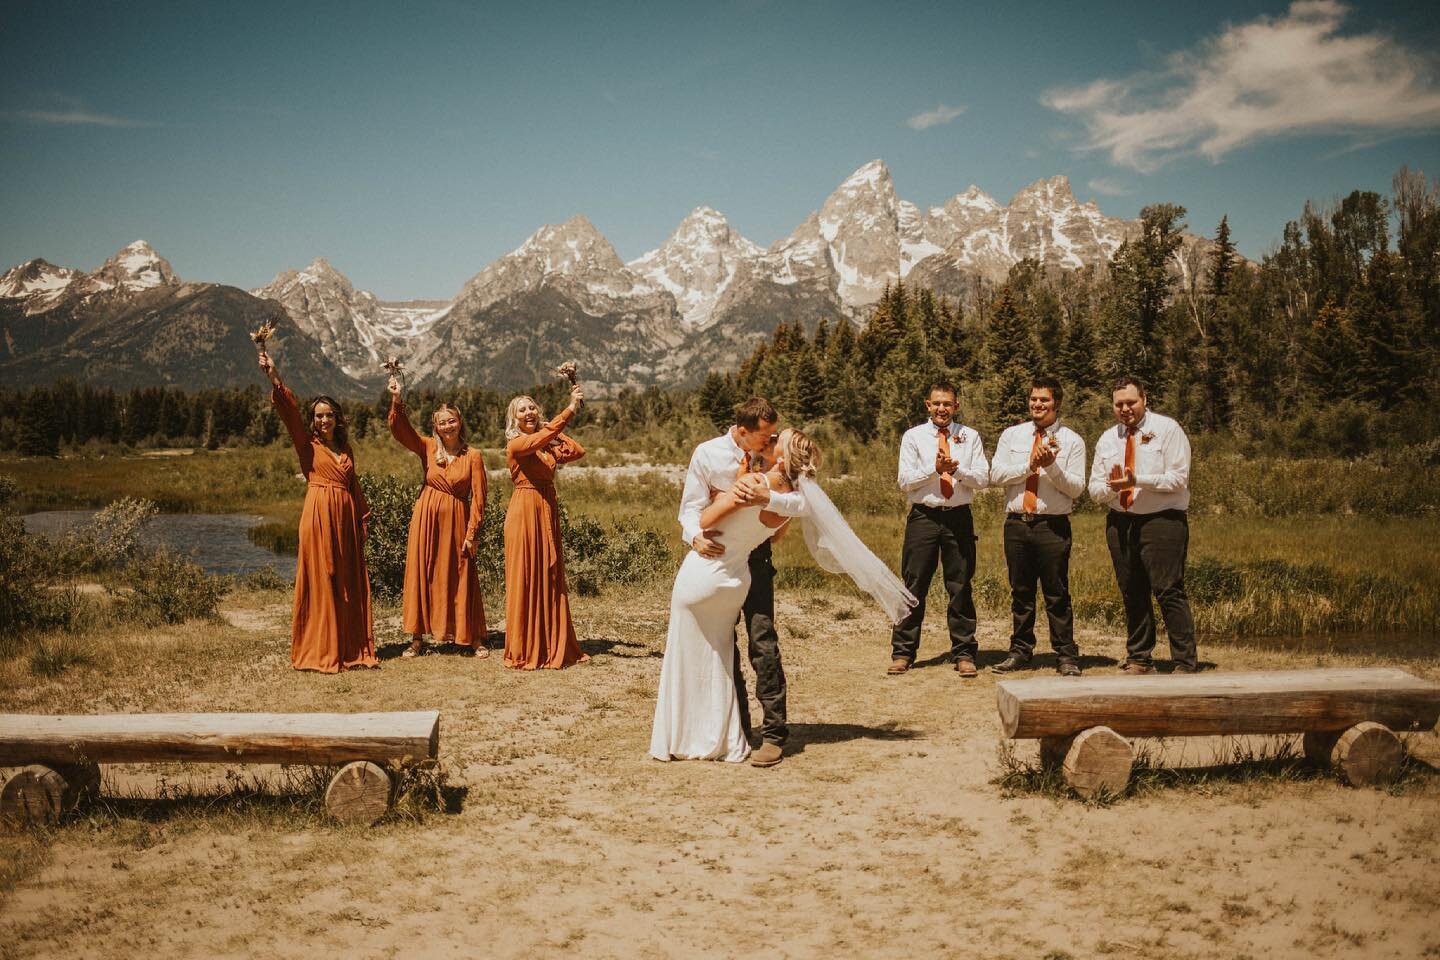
[1104,509,1198,668]
[731,540,787,746]
[1003,514,1078,662]
[889,504,977,663]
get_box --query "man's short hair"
[734,397,779,429]
[927,380,958,401]
[1111,376,1146,398]
[1030,376,1063,407]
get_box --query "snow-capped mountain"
[405,215,685,391]
[253,258,447,382]
[627,207,764,330]
[0,259,82,313]
[0,241,358,393]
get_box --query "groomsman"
[679,398,805,766]
[989,377,1085,676]
[1088,377,1199,674]
[888,381,989,678]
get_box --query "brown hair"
[734,397,778,430]
[1111,376,1146,398]
[305,395,351,454]
[1031,376,1063,406]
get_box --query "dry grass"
[0,575,1438,960]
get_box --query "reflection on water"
[21,511,296,579]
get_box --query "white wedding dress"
[649,505,777,762]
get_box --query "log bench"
[0,711,440,826]
[996,668,1440,799]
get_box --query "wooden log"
[1039,736,1073,769]
[1062,727,1132,800]
[0,712,440,766]
[996,668,1440,740]
[325,761,392,825]
[1,764,66,826]
[1332,722,1405,787]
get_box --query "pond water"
[21,511,296,579]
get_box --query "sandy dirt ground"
[1,586,1438,960]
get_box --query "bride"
[650,428,916,762]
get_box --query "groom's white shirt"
[679,430,806,548]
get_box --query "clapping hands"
[935,451,958,476]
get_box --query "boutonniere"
[952,432,965,444]
[1140,432,1156,445]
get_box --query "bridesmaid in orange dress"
[503,383,588,670]
[259,352,377,673]
[386,375,488,659]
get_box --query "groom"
[679,398,806,767]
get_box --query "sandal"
[401,639,427,659]
[474,646,491,660]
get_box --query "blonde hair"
[431,402,468,466]
[504,395,541,442]
[777,428,820,483]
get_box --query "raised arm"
[259,352,309,458]
[551,432,586,465]
[508,406,576,456]
[387,385,427,459]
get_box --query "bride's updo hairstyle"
[777,428,821,483]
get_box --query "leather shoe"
[750,742,783,767]
[1057,661,1082,677]
[991,654,1031,674]
[1172,662,1199,674]
[1119,661,1155,675]
[887,658,910,675]
[954,658,978,678]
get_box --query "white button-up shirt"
[896,420,989,507]
[1087,411,1192,514]
[989,420,1086,515]
[678,430,805,547]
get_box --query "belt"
[914,502,969,512]
[306,478,350,491]
[1006,512,1067,523]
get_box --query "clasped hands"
[1106,466,1137,491]
[1029,442,1058,473]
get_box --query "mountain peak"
[0,257,81,300]
[93,239,178,291]
[841,159,890,188]
[1012,175,1076,206]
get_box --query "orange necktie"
[1119,427,1136,510]
[740,450,752,475]
[1023,429,1044,514]
[937,428,954,499]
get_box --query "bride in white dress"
[650,429,915,762]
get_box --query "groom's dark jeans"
[733,540,787,747]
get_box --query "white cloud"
[6,108,149,128]
[1042,1,1440,172]
[1087,177,1132,196]
[907,103,966,131]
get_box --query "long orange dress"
[273,385,377,673]
[388,397,488,646]
[503,407,587,670]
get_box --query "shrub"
[241,566,290,591]
[358,473,422,603]
[114,550,230,626]
[48,497,159,574]
[0,475,82,641]
[558,507,670,597]
[29,633,92,677]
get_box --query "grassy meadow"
[1,437,1439,959]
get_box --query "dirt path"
[2,591,1438,959]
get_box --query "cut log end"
[1062,726,1133,800]
[1,764,67,826]
[1333,722,1405,787]
[324,761,392,825]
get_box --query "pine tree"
[858,283,904,374]
[873,327,946,440]
[1209,215,1236,298]
[16,390,60,457]
[696,371,737,432]
[811,317,830,356]
[790,348,826,422]
[1055,311,1099,394]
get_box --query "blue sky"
[2,0,1437,299]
